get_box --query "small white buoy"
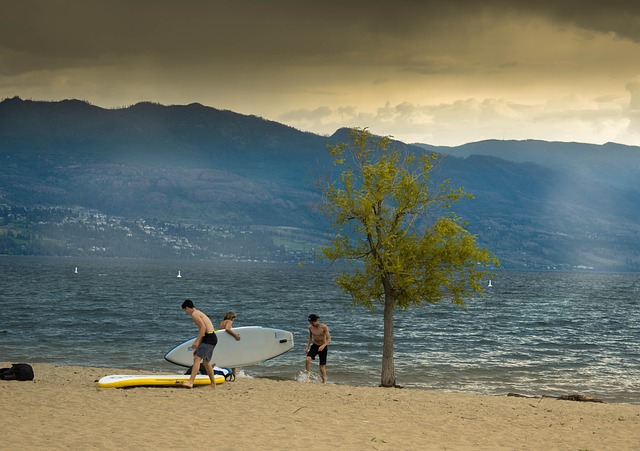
[177,271,182,278]
[488,279,492,287]
[74,267,78,274]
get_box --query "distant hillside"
[415,139,640,191]
[0,96,330,226]
[2,97,640,271]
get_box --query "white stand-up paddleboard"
[164,326,294,368]
[97,374,225,388]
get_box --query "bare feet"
[181,382,194,388]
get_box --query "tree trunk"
[380,291,396,387]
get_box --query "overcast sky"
[2,0,640,146]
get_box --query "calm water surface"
[1,256,638,404]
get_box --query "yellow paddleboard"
[97,374,225,388]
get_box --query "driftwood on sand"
[507,393,604,403]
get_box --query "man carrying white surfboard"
[305,314,331,383]
[220,311,241,380]
[181,299,217,389]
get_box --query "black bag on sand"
[0,363,35,381]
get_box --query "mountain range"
[1,96,639,271]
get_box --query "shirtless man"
[304,314,331,383]
[181,299,217,389]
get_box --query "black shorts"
[196,332,218,361]
[307,343,328,365]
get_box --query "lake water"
[1,256,639,404]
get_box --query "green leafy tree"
[320,128,499,387]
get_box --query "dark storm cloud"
[518,0,640,41]
[2,0,640,74]
[2,0,640,145]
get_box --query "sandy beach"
[1,363,639,450]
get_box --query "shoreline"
[2,363,639,450]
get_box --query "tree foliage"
[319,128,499,387]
